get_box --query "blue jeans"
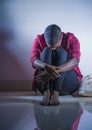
[36,47,79,95]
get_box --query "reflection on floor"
[0,92,92,130]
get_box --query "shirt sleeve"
[30,36,41,68]
[68,34,81,61]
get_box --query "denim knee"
[56,48,67,57]
[40,47,52,63]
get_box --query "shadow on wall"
[0,31,32,91]
[0,0,35,90]
[0,31,30,80]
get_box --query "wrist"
[43,63,48,69]
[57,66,62,73]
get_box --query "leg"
[36,47,52,93]
[36,47,52,105]
[50,48,67,105]
[52,48,67,91]
[52,48,79,94]
[60,70,79,95]
[50,48,79,105]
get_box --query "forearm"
[34,59,61,80]
[57,58,79,73]
[33,59,47,69]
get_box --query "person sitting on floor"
[30,24,83,105]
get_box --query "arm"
[56,33,81,73]
[31,35,60,80]
[34,59,61,80]
[57,58,79,73]
[35,58,78,83]
[33,59,47,69]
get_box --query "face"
[47,34,63,51]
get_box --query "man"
[30,24,83,105]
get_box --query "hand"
[35,71,51,84]
[35,65,61,84]
[45,64,61,80]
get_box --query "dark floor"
[0,92,92,130]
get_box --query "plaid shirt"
[30,32,83,91]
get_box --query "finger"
[35,78,42,83]
[36,73,45,79]
[35,76,42,82]
[49,72,60,79]
[36,74,49,81]
[45,71,56,79]
[43,76,51,83]
[35,76,42,81]
[36,79,42,83]
[36,73,46,80]
[47,69,61,78]
[38,77,49,84]
[49,72,61,80]
[36,74,48,82]
[53,71,61,78]
[49,75,56,80]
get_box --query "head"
[44,24,63,50]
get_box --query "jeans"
[36,47,79,95]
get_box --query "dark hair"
[44,24,62,46]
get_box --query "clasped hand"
[35,64,61,84]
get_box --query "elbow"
[33,59,38,68]
[74,58,79,66]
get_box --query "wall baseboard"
[0,80,32,91]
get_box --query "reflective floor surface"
[0,92,92,130]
